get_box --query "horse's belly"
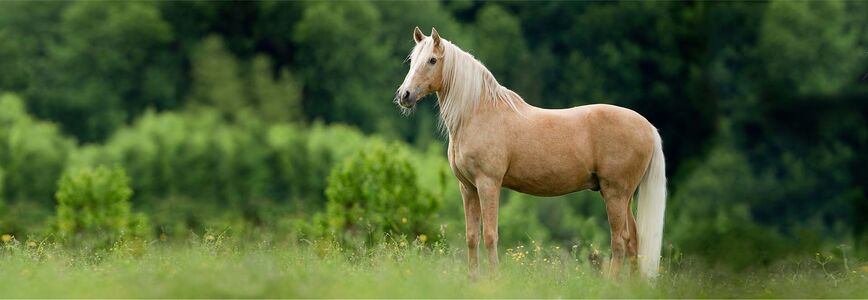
[501,162,595,197]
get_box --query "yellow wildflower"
[205,234,215,242]
[26,241,37,248]
[418,234,428,242]
[402,217,408,224]
[1,234,12,242]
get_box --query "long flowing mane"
[410,38,524,134]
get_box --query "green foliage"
[0,94,75,206]
[0,166,4,209]
[24,2,178,141]
[293,1,394,134]
[500,192,609,248]
[55,166,149,243]
[79,110,272,207]
[188,36,303,123]
[323,141,439,245]
[249,55,303,123]
[667,141,789,269]
[755,0,860,97]
[301,123,371,201]
[187,35,246,118]
[473,4,542,101]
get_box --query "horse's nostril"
[403,91,410,101]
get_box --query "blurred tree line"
[0,1,867,267]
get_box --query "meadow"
[2,234,866,298]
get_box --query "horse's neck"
[437,84,528,138]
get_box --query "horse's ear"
[431,27,441,48]
[413,26,425,43]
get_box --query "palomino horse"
[396,27,666,279]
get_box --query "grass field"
[2,235,866,298]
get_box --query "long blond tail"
[637,129,667,278]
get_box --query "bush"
[323,140,440,245]
[0,93,75,206]
[78,110,272,207]
[667,142,789,269]
[499,192,609,248]
[55,166,150,244]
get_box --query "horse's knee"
[466,232,480,250]
[610,235,626,255]
[483,230,498,249]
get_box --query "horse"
[395,27,667,279]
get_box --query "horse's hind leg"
[600,186,634,279]
[625,198,639,274]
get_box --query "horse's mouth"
[398,98,417,109]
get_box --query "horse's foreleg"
[476,178,501,275]
[460,183,481,279]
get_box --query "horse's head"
[396,27,445,109]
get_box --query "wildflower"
[418,234,428,242]
[1,234,12,242]
[26,241,37,248]
[205,234,215,242]
[402,217,408,224]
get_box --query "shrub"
[55,166,150,244]
[499,192,609,248]
[79,110,272,207]
[0,93,75,206]
[0,166,4,209]
[323,140,440,245]
[667,142,788,269]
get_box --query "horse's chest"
[447,139,502,186]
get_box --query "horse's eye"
[429,57,437,65]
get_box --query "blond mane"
[409,38,524,134]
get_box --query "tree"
[187,35,304,124]
[6,2,180,141]
[473,4,543,103]
[249,55,304,123]
[755,0,860,98]
[186,35,247,119]
[292,1,394,134]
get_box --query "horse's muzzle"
[398,90,417,108]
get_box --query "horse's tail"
[636,128,667,278]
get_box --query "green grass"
[1,236,866,298]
